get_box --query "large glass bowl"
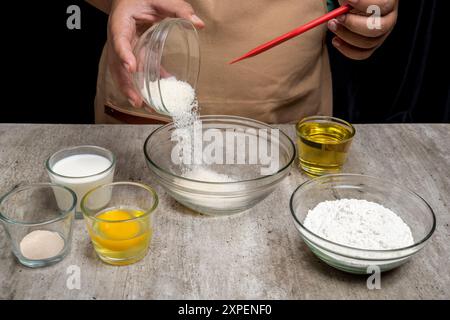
[144,115,296,215]
[290,174,436,274]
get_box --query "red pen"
[230,4,351,64]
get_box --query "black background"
[2,1,107,124]
[1,0,448,124]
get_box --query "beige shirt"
[95,0,332,124]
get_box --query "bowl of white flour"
[144,115,296,215]
[290,174,436,274]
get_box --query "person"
[88,0,399,124]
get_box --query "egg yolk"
[91,209,149,251]
[97,210,141,240]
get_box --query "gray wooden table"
[0,123,449,300]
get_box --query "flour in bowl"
[304,199,414,250]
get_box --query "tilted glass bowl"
[290,174,436,274]
[144,115,296,215]
[132,18,200,116]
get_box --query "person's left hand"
[328,0,399,60]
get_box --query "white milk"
[48,154,114,213]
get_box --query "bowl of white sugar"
[144,115,296,215]
[290,174,436,274]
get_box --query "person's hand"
[108,0,205,107]
[328,0,399,60]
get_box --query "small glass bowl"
[0,183,76,268]
[144,115,296,215]
[290,174,436,274]
[46,145,116,219]
[81,182,159,266]
[296,116,356,176]
[132,18,200,116]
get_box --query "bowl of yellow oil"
[296,116,355,176]
[81,182,158,266]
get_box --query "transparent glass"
[144,115,296,215]
[46,145,116,219]
[290,174,436,274]
[296,116,356,176]
[132,18,200,116]
[81,182,158,266]
[0,183,76,268]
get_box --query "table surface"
[0,123,449,300]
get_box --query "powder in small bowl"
[20,230,65,260]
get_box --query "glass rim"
[289,173,437,255]
[143,115,297,185]
[0,183,77,226]
[80,182,159,223]
[297,116,356,142]
[45,145,116,179]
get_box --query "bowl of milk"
[46,146,116,219]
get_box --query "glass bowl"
[81,182,159,266]
[296,116,355,176]
[0,183,76,268]
[144,115,296,215]
[46,145,116,219]
[290,174,436,274]
[132,18,200,116]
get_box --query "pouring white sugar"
[147,78,238,184]
[147,77,196,116]
[304,199,414,250]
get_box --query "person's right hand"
[108,0,205,108]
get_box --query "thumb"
[155,0,205,29]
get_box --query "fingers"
[338,0,397,16]
[332,0,397,60]
[152,0,205,29]
[108,1,146,107]
[328,19,386,49]
[108,12,137,72]
[108,49,143,108]
[106,0,205,108]
[108,9,142,107]
[336,9,397,37]
[331,36,376,60]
